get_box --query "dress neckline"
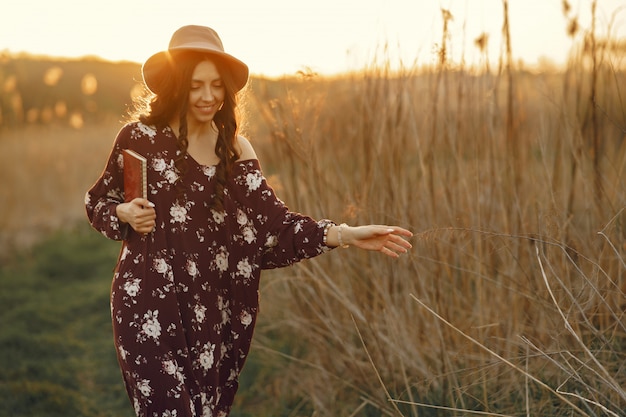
[163,124,258,169]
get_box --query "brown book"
[122,149,147,202]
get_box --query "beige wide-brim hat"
[142,25,249,94]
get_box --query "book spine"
[142,160,147,199]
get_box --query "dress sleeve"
[232,161,336,270]
[84,124,132,241]
[260,202,336,270]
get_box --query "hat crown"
[142,25,249,93]
[169,25,224,52]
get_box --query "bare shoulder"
[236,135,258,161]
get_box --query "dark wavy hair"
[135,50,240,211]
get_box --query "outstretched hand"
[333,225,413,258]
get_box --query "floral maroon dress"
[85,122,333,417]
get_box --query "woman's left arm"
[235,136,412,266]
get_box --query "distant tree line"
[0,53,143,127]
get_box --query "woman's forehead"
[192,59,221,81]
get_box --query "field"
[1,11,626,417]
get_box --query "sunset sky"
[1,0,624,76]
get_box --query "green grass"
[0,225,133,417]
[0,225,298,417]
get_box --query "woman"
[86,25,412,417]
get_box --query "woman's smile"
[188,60,225,124]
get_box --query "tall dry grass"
[0,119,121,256]
[244,22,626,417]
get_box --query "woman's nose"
[201,87,214,101]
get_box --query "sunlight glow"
[81,74,98,96]
[1,0,625,76]
[43,66,63,86]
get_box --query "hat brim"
[142,47,249,94]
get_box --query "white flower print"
[162,358,185,385]
[153,257,173,281]
[194,303,207,323]
[242,227,256,244]
[191,181,205,192]
[120,244,131,262]
[170,203,189,224]
[201,392,216,417]
[202,165,216,178]
[163,359,178,376]
[150,153,179,188]
[140,310,162,341]
[152,158,168,172]
[199,343,216,370]
[168,201,195,232]
[118,344,129,362]
[265,234,278,248]
[245,171,262,191]
[236,258,253,280]
[240,310,253,328]
[107,215,120,234]
[236,209,248,225]
[164,169,179,184]
[162,410,178,417]
[124,278,141,297]
[137,378,153,397]
[137,122,157,138]
[186,259,198,278]
[214,247,229,272]
[153,258,168,274]
[217,295,231,327]
[201,404,213,417]
[211,209,225,224]
[133,398,140,416]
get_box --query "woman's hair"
[134,50,240,211]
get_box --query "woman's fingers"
[116,200,157,234]
[380,241,409,257]
[130,197,155,209]
[386,240,410,254]
[128,199,156,233]
[384,228,413,257]
[395,227,413,237]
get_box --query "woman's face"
[187,59,225,125]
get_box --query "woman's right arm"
[84,125,132,240]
